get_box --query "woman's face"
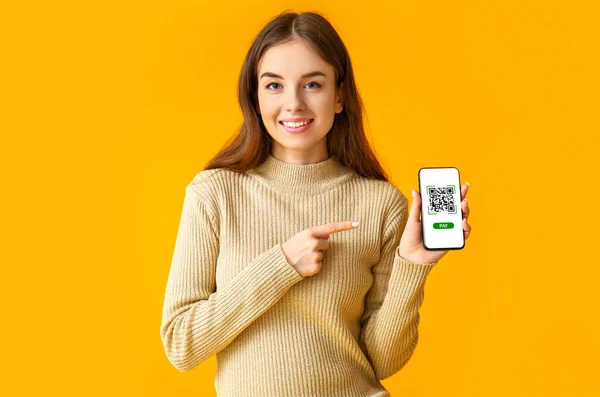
[256,38,343,160]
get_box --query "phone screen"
[418,167,465,250]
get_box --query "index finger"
[461,182,469,200]
[310,221,360,238]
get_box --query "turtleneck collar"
[246,154,355,196]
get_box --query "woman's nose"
[284,88,306,111]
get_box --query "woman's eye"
[266,82,281,90]
[265,81,322,91]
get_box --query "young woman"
[160,10,472,396]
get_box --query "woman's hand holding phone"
[399,182,472,264]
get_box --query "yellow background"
[2,0,598,395]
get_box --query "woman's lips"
[279,119,314,134]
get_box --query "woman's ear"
[335,82,344,114]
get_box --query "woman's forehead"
[257,41,333,78]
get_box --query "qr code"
[426,185,458,214]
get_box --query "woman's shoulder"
[191,165,248,185]
[189,168,226,186]
[187,166,251,202]
[353,174,409,207]
[184,168,241,226]
[186,168,234,203]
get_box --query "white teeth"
[282,120,311,128]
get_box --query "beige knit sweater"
[160,154,438,396]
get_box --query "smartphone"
[418,167,465,250]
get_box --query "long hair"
[202,10,390,181]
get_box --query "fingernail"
[352,221,360,227]
[412,189,415,197]
[466,182,470,186]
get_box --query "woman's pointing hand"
[281,220,360,277]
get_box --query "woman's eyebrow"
[259,71,327,79]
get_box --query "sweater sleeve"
[160,185,305,372]
[357,194,438,381]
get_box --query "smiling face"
[256,38,343,162]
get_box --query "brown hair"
[202,10,390,181]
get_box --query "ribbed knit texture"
[160,154,438,396]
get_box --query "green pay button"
[433,222,454,229]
